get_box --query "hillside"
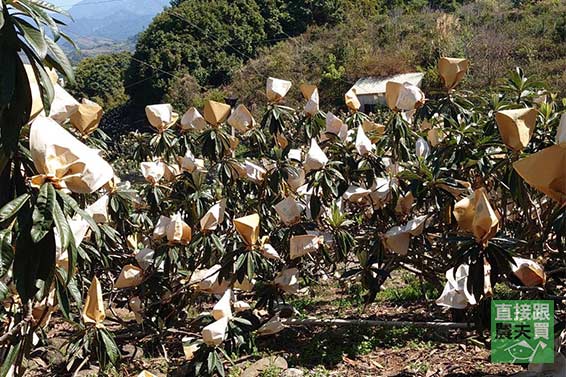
[66,0,169,40]
[61,0,169,60]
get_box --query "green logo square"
[491,300,554,363]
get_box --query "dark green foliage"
[68,52,131,109]
[125,0,267,105]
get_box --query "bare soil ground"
[24,275,534,376]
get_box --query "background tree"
[68,52,132,109]
[125,0,267,106]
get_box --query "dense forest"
[67,0,566,132]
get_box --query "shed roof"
[351,72,425,95]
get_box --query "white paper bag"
[85,195,109,224]
[50,84,79,124]
[290,235,321,259]
[200,199,227,231]
[355,126,375,156]
[228,104,255,132]
[274,197,302,226]
[343,185,371,203]
[274,268,299,294]
[30,117,114,194]
[212,289,232,320]
[180,107,207,131]
[304,138,328,172]
[325,112,348,141]
[266,77,292,102]
[141,161,165,185]
[115,264,144,289]
[202,316,229,346]
[145,104,179,132]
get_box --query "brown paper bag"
[300,83,317,100]
[227,104,255,132]
[395,191,414,215]
[453,191,476,232]
[471,188,499,243]
[275,132,288,148]
[70,99,103,136]
[180,107,207,131]
[512,257,546,287]
[202,316,229,346]
[438,57,469,90]
[145,104,179,132]
[513,145,566,204]
[290,234,321,259]
[362,120,386,143]
[304,138,328,172]
[275,197,302,226]
[212,289,232,320]
[30,117,114,194]
[203,100,231,125]
[166,214,192,245]
[233,276,255,292]
[266,77,292,102]
[115,264,144,289]
[82,276,105,325]
[234,213,260,246]
[495,108,538,151]
[344,88,360,112]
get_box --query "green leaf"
[29,0,71,19]
[208,350,216,371]
[0,193,30,223]
[45,37,74,83]
[0,48,16,105]
[31,183,55,243]
[55,274,71,319]
[57,190,100,242]
[0,341,21,377]
[0,229,14,275]
[52,200,70,253]
[13,16,48,58]
[99,328,120,365]
[14,227,55,303]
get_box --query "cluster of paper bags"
[23,56,562,347]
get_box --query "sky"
[50,0,82,9]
